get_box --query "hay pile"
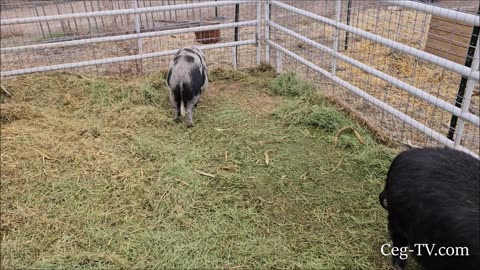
[1,67,400,269]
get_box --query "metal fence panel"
[1,0,260,76]
[265,0,479,158]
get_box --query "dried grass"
[1,66,401,269]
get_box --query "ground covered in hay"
[1,66,401,269]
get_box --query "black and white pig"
[166,46,208,128]
[379,147,479,270]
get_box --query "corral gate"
[1,0,479,158]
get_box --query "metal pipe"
[453,37,480,146]
[133,0,143,73]
[33,4,46,40]
[2,20,257,53]
[385,0,480,26]
[265,0,270,63]
[1,40,256,77]
[344,0,352,50]
[256,0,261,64]
[1,1,254,25]
[234,3,240,66]
[448,6,480,140]
[332,0,341,76]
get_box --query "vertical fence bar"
[232,47,238,69]
[65,2,74,34]
[161,0,167,23]
[256,0,261,64]
[33,4,46,40]
[89,1,100,32]
[83,0,93,33]
[118,0,125,26]
[167,0,173,22]
[198,0,202,22]
[454,38,480,146]
[55,2,67,36]
[40,4,53,38]
[141,0,149,29]
[332,0,342,76]
[69,1,80,35]
[148,0,155,27]
[97,0,106,30]
[133,0,144,73]
[448,7,480,140]
[190,0,197,20]
[234,3,240,67]
[265,0,271,63]
[133,0,143,55]
[276,50,283,73]
[173,0,178,22]
[344,0,352,50]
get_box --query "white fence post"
[232,47,238,69]
[331,0,341,76]
[132,0,143,72]
[454,38,480,147]
[256,0,262,65]
[265,0,271,63]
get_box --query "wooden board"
[425,15,474,65]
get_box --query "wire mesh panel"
[266,0,479,157]
[1,0,260,76]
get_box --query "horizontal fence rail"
[1,40,256,77]
[271,1,479,81]
[1,20,258,53]
[385,0,480,26]
[0,0,255,25]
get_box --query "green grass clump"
[87,79,129,106]
[269,71,316,97]
[1,69,401,270]
[208,67,247,82]
[140,83,163,105]
[273,99,352,133]
[352,145,398,181]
